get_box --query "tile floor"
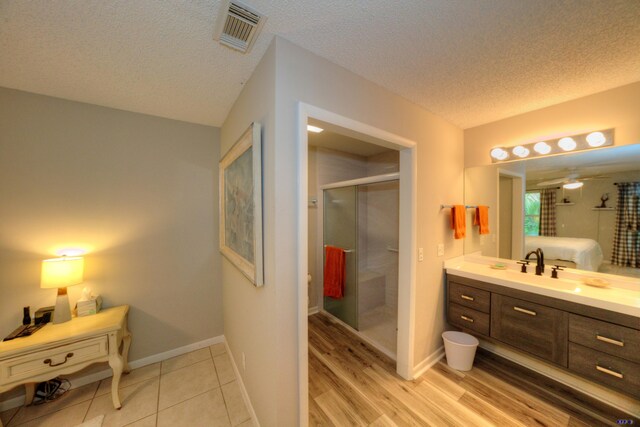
[0,343,252,427]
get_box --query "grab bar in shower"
[386,246,399,253]
[324,245,354,253]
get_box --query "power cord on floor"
[32,378,71,405]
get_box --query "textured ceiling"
[2,1,640,128]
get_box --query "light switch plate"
[418,247,424,262]
[437,243,444,257]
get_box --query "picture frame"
[219,123,264,286]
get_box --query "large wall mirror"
[464,144,640,279]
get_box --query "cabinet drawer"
[568,343,640,398]
[569,314,640,363]
[448,281,490,313]
[0,336,108,384]
[491,294,568,366]
[448,303,490,336]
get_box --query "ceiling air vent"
[214,0,266,54]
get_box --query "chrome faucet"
[525,248,545,276]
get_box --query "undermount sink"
[500,269,585,292]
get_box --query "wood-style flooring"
[308,312,639,426]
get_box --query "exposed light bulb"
[307,125,324,133]
[533,142,551,155]
[512,145,530,158]
[558,137,577,151]
[563,180,584,189]
[586,131,606,147]
[490,148,509,161]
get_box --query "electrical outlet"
[437,243,444,257]
[242,352,246,371]
[418,247,424,262]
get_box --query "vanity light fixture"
[563,180,584,190]
[489,128,614,163]
[490,147,509,161]
[512,146,530,158]
[533,141,551,154]
[307,125,324,133]
[558,137,577,151]
[586,131,606,147]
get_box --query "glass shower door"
[323,186,358,330]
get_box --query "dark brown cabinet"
[446,274,640,399]
[569,314,640,363]
[568,343,640,396]
[491,294,568,366]
[448,281,490,313]
[448,303,490,336]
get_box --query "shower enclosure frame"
[319,173,400,354]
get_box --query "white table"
[0,306,131,426]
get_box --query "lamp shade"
[41,257,84,289]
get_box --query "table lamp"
[41,256,84,324]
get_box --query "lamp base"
[53,287,72,324]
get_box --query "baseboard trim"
[224,341,260,427]
[307,306,319,316]
[412,346,445,379]
[0,335,225,412]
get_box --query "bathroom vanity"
[444,258,639,399]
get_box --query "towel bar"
[324,245,354,253]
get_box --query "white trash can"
[442,331,479,371]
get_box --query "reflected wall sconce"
[489,129,614,163]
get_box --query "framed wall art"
[219,122,263,286]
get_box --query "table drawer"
[0,336,108,384]
[448,303,490,336]
[491,294,568,366]
[568,343,640,398]
[448,281,490,313]
[569,314,640,363]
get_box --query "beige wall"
[274,37,464,424]
[465,81,640,168]
[0,88,222,361]
[222,37,463,426]
[220,43,278,426]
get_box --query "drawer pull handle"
[460,295,475,301]
[43,353,74,367]
[513,306,537,316]
[460,315,474,323]
[596,365,623,379]
[596,335,624,347]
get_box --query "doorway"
[498,170,525,260]
[297,103,417,426]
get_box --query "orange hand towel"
[323,246,346,299]
[450,205,466,239]
[474,205,490,235]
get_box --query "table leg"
[24,383,36,405]
[122,321,132,374]
[108,332,123,410]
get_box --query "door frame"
[297,102,417,426]
[497,168,525,260]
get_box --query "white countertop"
[444,255,640,318]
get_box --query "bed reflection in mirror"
[464,144,640,279]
